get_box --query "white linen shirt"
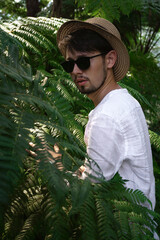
[84,88,155,209]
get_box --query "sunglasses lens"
[77,57,90,70]
[61,61,74,73]
[61,57,90,73]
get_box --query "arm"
[85,114,125,181]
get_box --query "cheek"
[89,63,105,82]
[91,58,104,72]
[70,73,75,81]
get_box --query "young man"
[57,17,155,210]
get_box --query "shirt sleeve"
[85,114,125,181]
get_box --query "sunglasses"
[61,52,107,73]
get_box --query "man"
[57,17,155,210]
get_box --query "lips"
[75,77,88,86]
[78,81,88,86]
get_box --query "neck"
[87,70,121,106]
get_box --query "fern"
[79,191,98,240]
[149,130,160,152]
[1,17,67,74]
[119,81,155,113]
[76,0,141,21]
[0,28,85,238]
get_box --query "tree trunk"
[51,0,62,17]
[26,0,40,17]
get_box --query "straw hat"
[57,17,130,82]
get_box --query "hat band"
[93,23,107,31]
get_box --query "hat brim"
[57,20,130,82]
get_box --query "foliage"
[0,27,85,236]
[0,16,160,239]
[1,17,65,72]
[113,5,160,55]
[0,0,85,21]
[76,0,160,62]
[2,167,160,240]
[149,129,160,234]
[121,52,160,132]
[76,0,142,21]
[0,0,51,21]
[0,0,27,21]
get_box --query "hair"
[60,29,113,55]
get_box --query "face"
[65,49,107,94]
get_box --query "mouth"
[75,77,88,86]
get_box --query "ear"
[105,50,117,69]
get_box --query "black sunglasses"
[61,52,107,73]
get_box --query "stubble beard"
[77,65,107,94]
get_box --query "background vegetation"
[0,0,160,239]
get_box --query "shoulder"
[91,88,142,121]
[88,88,147,134]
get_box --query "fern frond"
[10,33,42,56]
[76,0,141,21]
[119,81,155,112]
[95,195,118,240]
[16,25,55,50]
[149,130,160,152]
[80,191,98,240]
[26,16,67,33]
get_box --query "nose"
[72,63,83,74]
